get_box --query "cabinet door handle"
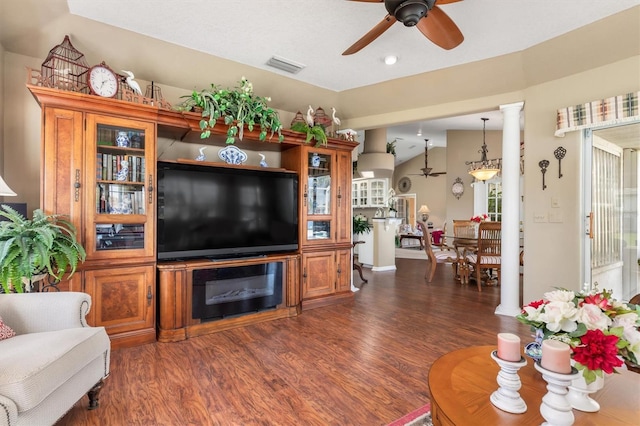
[74,169,81,202]
[148,174,154,204]
[302,268,307,282]
[303,184,308,207]
[337,186,342,207]
[146,285,152,305]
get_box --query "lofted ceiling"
[65,0,638,92]
[2,1,638,165]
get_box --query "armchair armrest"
[0,394,18,426]
[0,292,91,335]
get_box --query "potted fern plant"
[290,121,328,147]
[0,205,86,293]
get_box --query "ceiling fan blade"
[342,14,397,55]
[430,172,447,176]
[416,5,464,50]
[434,0,463,4]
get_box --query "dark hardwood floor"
[59,258,531,426]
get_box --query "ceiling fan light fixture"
[388,0,429,27]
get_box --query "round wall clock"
[451,177,465,199]
[87,62,119,98]
[398,176,412,193]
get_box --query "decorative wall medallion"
[398,176,412,193]
[451,177,465,199]
[218,145,247,165]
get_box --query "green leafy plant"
[353,216,372,235]
[176,77,284,144]
[387,139,397,157]
[0,205,86,293]
[290,121,328,147]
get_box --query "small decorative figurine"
[196,146,207,161]
[259,153,268,167]
[116,131,130,147]
[121,70,142,95]
[116,160,129,181]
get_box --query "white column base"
[495,304,522,317]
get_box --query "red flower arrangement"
[470,213,489,223]
[572,329,624,374]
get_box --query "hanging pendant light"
[466,118,501,181]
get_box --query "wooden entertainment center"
[28,84,358,348]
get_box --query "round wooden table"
[428,345,639,426]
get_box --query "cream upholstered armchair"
[0,292,110,426]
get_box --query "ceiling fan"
[410,143,446,178]
[343,0,464,55]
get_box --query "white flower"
[576,303,612,330]
[540,301,578,332]
[544,289,575,303]
[522,305,545,321]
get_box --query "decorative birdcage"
[290,111,306,127]
[40,35,90,93]
[313,106,332,128]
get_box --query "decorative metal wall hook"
[554,146,566,178]
[539,160,550,190]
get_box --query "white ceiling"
[41,1,640,164]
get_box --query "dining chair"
[416,221,458,283]
[464,221,502,291]
[432,222,447,250]
[352,240,368,283]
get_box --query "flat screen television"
[156,161,298,260]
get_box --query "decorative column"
[495,102,524,317]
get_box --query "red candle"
[541,340,572,374]
[497,333,521,361]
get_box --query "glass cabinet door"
[369,179,386,207]
[306,150,332,241]
[85,114,155,258]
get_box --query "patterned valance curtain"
[555,91,639,137]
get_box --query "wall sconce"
[418,204,430,222]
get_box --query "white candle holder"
[490,350,528,414]
[534,362,579,426]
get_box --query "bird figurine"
[331,107,341,127]
[195,146,207,161]
[258,153,268,167]
[305,105,315,127]
[121,70,142,95]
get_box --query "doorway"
[584,123,639,301]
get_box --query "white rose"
[576,304,612,330]
[540,301,578,332]
[544,289,575,303]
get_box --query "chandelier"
[465,118,501,181]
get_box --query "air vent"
[266,55,306,74]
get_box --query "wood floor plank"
[58,258,531,425]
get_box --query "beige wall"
[393,147,447,228]
[1,8,639,302]
[522,55,640,302]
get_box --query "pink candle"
[541,340,572,374]
[497,333,521,361]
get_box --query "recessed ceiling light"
[384,55,398,65]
